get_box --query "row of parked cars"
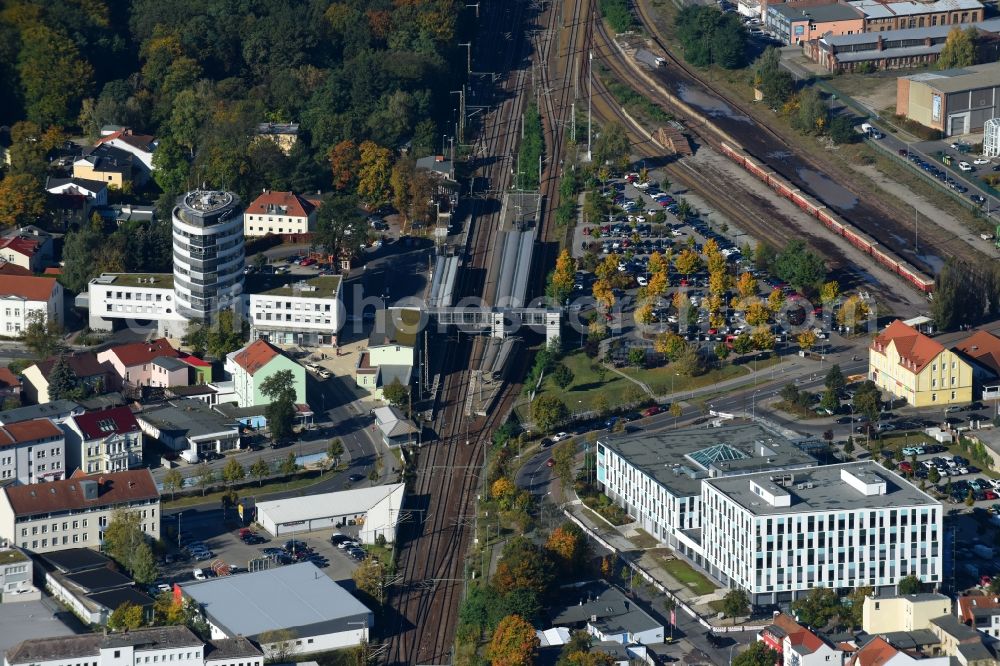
[331,533,368,561]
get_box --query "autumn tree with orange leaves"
[487,614,539,666]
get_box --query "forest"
[0,0,469,218]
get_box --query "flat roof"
[771,2,864,21]
[259,275,342,298]
[0,400,82,425]
[40,547,113,574]
[181,562,372,639]
[256,484,405,525]
[704,462,940,515]
[90,272,175,289]
[600,423,818,498]
[89,587,155,611]
[903,62,1000,94]
[137,399,238,439]
[0,548,27,565]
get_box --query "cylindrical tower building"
[171,189,244,322]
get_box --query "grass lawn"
[162,470,334,509]
[629,528,660,549]
[773,400,825,420]
[659,557,718,596]
[621,354,780,397]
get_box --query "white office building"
[86,273,187,338]
[172,190,244,323]
[702,463,942,604]
[248,275,343,347]
[596,425,942,605]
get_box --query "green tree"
[790,587,841,628]
[493,537,555,597]
[162,468,184,500]
[821,389,839,413]
[382,378,409,410]
[60,225,103,293]
[628,347,646,368]
[327,439,345,468]
[205,310,245,359]
[825,364,846,392]
[261,369,297,445]
[898,575,923,594]
[846,587,874,628]
[844,437,855,459]
[222,458,245,485]
[593,122,630,170]
[552,364,575,390]
[47,355,81,401]
[853,381,882,424]
[792,88,829,136]
[196,463,215,496]
[552,439,577,488]
[937,27,977,69]
[732,641,780,666]
[103,510,158,584]
[315,194,368,265]
[932,259,988,330]
[152,136,192,194]
[753,47,794,104]
[774,240,827,292]
[280,452,298,476]
[21,310,65,359]
[250,459,270,486]
[352,557,386,605]
[722,589,750,618]
[928,466,940,484]
[829,115,856,144]
[18,25,94,126]
[108,602,145,630]
[533,395,569,433]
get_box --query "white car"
[306,363,321,373]
[317,369,331,379]
[552,432,571,442]
[958,161,973,172]
[974,158,991,165]
[637,276,649,286]
[193,568,207,580]
[635,181,650,190]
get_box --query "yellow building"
[869,320,972,407]
[863,592,952,633]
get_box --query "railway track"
[383,1,536,663]
[625,0,987,278]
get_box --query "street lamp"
[751,389,763,420]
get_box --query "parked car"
[193,568,207,580]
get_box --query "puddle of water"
[676,83,751,123]
[796,168,859,210]
[767,150,793,160]
[889,232,909,248]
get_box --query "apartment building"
[86,273,188,339]
[226,339,306,409]
[863,592,952,633]
[248,276,342,347]
[356,308,421,400]
[4,626,264,666]
[0,469,160,553]
[0,418,66,484]
[701,463,942,604]
[596,424,819,554]
[96,338,182,387]
[64,406,143,475]
[243,190,319,237]
[0,275,63,336]
[869,319,972,406]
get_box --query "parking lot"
[158,511,363,589]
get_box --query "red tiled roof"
[2,469,158,516]
[958,594,1000,624]
[178,353,211,368]
[0,275,58,301]
[107,338,179,367]
[0,419,62,449]
[72,406,139,440]
[955,330,1000,377]
[0,236,41,258]
[96,129,156,152]
[850,637,898,666]
[0,367,19,389]
[871,320,945,374]
[768,614,826,655]
[0,262,33,276]
[232,339,281,376]
[245,191,317,219]
[43,267,62,275]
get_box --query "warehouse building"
[180,562,373,657]
[255,483,405,543]
[898,63,1000,136]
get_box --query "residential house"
[96,338,183,388]
[95,128,157,173]
[0,469,160,553]
[927,615,994,663]
[254,122,300,154]
[758,613,845,666]
[548,581,664,646]
[954,330,1000,400]
[72,144,138,189]
[356,308,420,400]
[248,275,342,347]
[226,339,306,409]
[136,399,241,461]
[0,275,63,337]
[21,352,117,405]
[869,319,973,407]
[243,190,319,237]
[0,401,84,426]
[45,177,109,207]
[38,548,154,625]
[0,367,21,403]
[64,406,143,475]
[958,594,1000,639]
[847,636,948,665]
[0,547,33,597]
[0,418,65,485]
[863,593,953,633]
[0,227,55,273]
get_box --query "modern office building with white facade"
[596,425,942,604]
[702,462,942,604]
[172,190,244,322]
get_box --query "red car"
[300,257,317,266]
[546,458,555,468]
[898,462,912,473]
[986,490,998,500]
[642,406,661,417]
[583,227,591,235]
